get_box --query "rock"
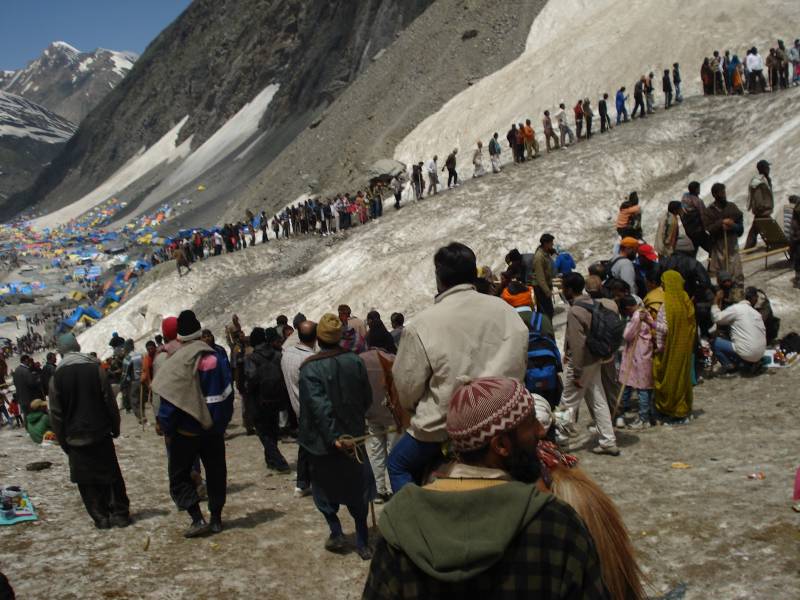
[462,29,479,40]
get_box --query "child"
[618,296,656,429]
[7,394,23,428]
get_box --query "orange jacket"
[501,286,534,309]
[522,125,535,141]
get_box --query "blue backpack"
[525,312,562,396]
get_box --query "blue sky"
[1,0,193,70]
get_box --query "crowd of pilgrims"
[4,40,800,600]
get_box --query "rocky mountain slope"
[1,41,137,123]
[0,90,76,202]
[9,0,436,223]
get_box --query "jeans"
[616,107,628,124]
[665,91,673,109]
[296,445,311,490]
[713,337,742,369]
[559,125,574,146]
[675,82,683,102]
[366,423,399,495]
[622,387,653,424]
[387,432,443,492]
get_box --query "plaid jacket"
[362,499,609,600]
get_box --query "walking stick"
[611,317,642,419]
[139,384,145,432]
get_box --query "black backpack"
[576,300,625,360]
[245,348,288,407]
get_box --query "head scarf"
[653,270,696,418]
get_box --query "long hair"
[548,466,646,600]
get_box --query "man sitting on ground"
[363,376,608,599]
[711,286,767,374]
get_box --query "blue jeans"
[387,432,442,492]
[713,337,741,369]
[616,107,628,124]
[622,386,653,423]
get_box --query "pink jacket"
[618,309,655,390]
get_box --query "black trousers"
[78,480,130,525]
[296,445,312,490]
[533,286,555,319]
[447,168,458,187]
[632,97,646,117]
[168,433,227,516]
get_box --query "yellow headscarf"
[653,270,696,418]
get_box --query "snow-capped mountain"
[1,41,138,123]
[0,90,76,201]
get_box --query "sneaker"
[356,546,373,561]
[110,514,133,528]
[591,445,621,456]
[324,534,347,554]
[587,424,598,435]
[373,495,385,505]
[184,518,210,538]
[615,417,626,429]
[627,419,651,431]
[293,486,311,498]
[209,516,223,534]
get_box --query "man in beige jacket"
[388,242,529,491]
[555,273,621,456]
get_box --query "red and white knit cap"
[446,376,535,452]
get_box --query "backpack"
[604,257,647,298]
[576,300,625,360]
[525,312,563,398]
[245,348,287,407]
[489,138,501,156]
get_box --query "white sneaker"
[615,417,626,429]
[627,419,651,431]
[294,487,311,498]
[587,424,598,435]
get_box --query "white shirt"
[556,109,568,126]
[280,342,316,416]
[426,159,437,174]
[213,232,223,246]
[746,53,763,71]
[711,301,767,362]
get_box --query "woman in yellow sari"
[653,270,696,422]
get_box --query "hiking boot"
[294,486,311,498]
[94,517,111,530]
[110,514,133,528]
[356,546,373,561]
[268,463,291,475]
[184,518,210,539]
[591,445,621,456]
[209,516,223,534]
[324,534,347,554]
